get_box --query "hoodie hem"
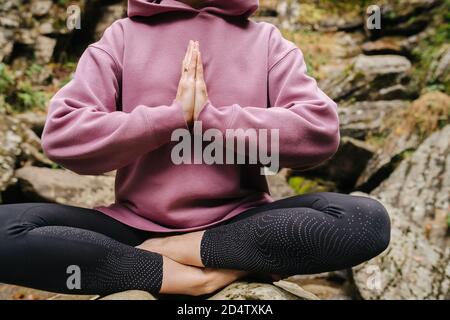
[93,192,273,233]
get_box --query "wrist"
[194,99,210,121]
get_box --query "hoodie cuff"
[196,101,238,133]
[142,99,190,146]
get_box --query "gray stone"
[94,4,127,41]
[0,15,20,28]
[380,0,440,20]
[15,29,38,45]
[0,28,13,61]
[276,0,301,31]
[317,16,364,32]
[31,0,53,17]
[47,293,99,300]
[371,125,450,247]
[208,282,300,300]
[0,0,21,12]
[299,137,376,191]
[352,125,450,300]
[354,54,411,76]
[15,111,47,134]
[0,284,55,300]
[352,200,449,300]
[34,36,56,63]
[320,55,414,102]
[427,45,450,86]
[366,0,441,38]
[38,21,54,35]
[283,276,352,300]
[338,100,410,139]
[362,37,407,55]
[273,280,320,300]
[0,111,22,192]
[100,290,155,300]
[266,169,295,200]
[15,166,115,208]
[356,92,450,190]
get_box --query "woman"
[0,0,390,296]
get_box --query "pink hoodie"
[41,0,340,232]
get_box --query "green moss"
[57,0,70,6]
[0,63,14,94]
[288,176,333,195]
[0,63,50,113]
[296,0,373,26]
[16,81,49,111]
[51,163,63,170]
[366,132,387,148]
[411,0,450,94]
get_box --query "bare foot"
[159,256,248,296]
[137,234,284,285]
[137,231,205,267]
[136,237,167,255]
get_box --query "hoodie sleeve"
[197,27,340,169]
[41,27,188,175]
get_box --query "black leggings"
[0,192,390,295]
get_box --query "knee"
[0,205,17,244]
[356,196,391,257]
[0,204,43,242]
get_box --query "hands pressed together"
[176,40,209,126]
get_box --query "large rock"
[100,290,155,300]
[427,45,450,87]
[281,275,353,300]
[367,0,441,38]
[0,27,13,61]
[357,92,450,191]
[17,124,53,168]
[15,111,47,135]
[208,282,300,300]
[0,284,56,300]
[371,125,450,246]
[297,137,375,192]
[339,100,410,139]
[352,125,450,300]
[14,166,115,208]
[266,169,296,200]
[362,37,408,56]
[256,0,301,31]
[320,55,414,102]
[0,111,22,193]
[31,0,53,17]
[0,109,56,195]
[276,0,301,31]
[94,2,127,40]
[353,201,449,300]
[34,35,56,64]
[272,280,320,300]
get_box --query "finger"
[181,41,190,71]
[196,49,205,83]
[187,41,198,80]
[196,50,208,95]
[181,40,193,75]
[186,40,195,72]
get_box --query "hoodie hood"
[128,0,259,19]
